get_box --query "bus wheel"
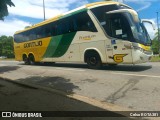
[28,54,35,65]
[23,55,29,65]
[86,52,102,69]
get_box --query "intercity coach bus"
[14,1,154,69]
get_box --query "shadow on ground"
[0,66,20,74]
[101,64,152,72]
[20,62,152,72]
[0,78,140,120]
[16,76,80,94]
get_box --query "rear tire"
[86,52,102,69]
[23,55,29,65]
[28,54,35,65]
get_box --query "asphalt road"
[1,77,132,120]
[0,61,160,115]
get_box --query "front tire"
[86,53,102,69]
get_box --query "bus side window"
[55,17,76,35]
[65,20,73,33]
[72,11,97,32]
[60,21,68,34]
[36,27,42,39]
[50,22,56,36]
[29,29,36,40]
[44,24,52,37]
[73,19,78,31]
[14,34,23,43]
[40,26,47,38]
[106,13,130,40]
[56,24,62,35]
[23,31,30,41]
[91,5,118,25]
[68,19,75,32]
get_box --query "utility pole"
[43,0,46,21]
[156,12,160,55]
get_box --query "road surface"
[1,77,132,120]
[0,61,160,119]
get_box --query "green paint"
[43,35,63,58]
[43,32,76,58]
[60,8,87,19]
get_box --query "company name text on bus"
[24,41,42,48]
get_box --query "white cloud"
[8,0,67,19]
[0,19,31,36]
[0,0,88,36]
[8,0,88,19]
[124,0,159,12]
[0,0,158,38]
[136,2,151,12]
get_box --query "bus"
[14,1,154,69]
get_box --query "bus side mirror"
[141,19,156,30]
[141,19,156,40]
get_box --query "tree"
[152,30,160,54]
[0,35,14,58]
[0,0,15,20]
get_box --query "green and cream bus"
[14,1,154,68]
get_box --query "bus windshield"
[91,6,151,46]
[103,12,151,45]
[131,18,151,45]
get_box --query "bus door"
[105,12,133,64]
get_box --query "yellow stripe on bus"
[139,44,151,51]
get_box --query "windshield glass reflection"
[131,19,151,45]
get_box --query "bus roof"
[14,1,132,34]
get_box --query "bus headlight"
[132,46,153,55]
[133,46,144,52]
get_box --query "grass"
[150,55,160,62]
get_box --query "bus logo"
[113,54,127,63]
[24,41,42,48]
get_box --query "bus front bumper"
[132,49,153,64]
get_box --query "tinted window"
[72,11,97,32]
[105,13,133,40]
[29,29,36,40]
[14,11,97,43]
[91,5,118,23]
[56,18,74,35]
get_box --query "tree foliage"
[0,0,15,20]
[152,30,160,54]
[0,35,14,58]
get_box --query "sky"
[0,0,159,39]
